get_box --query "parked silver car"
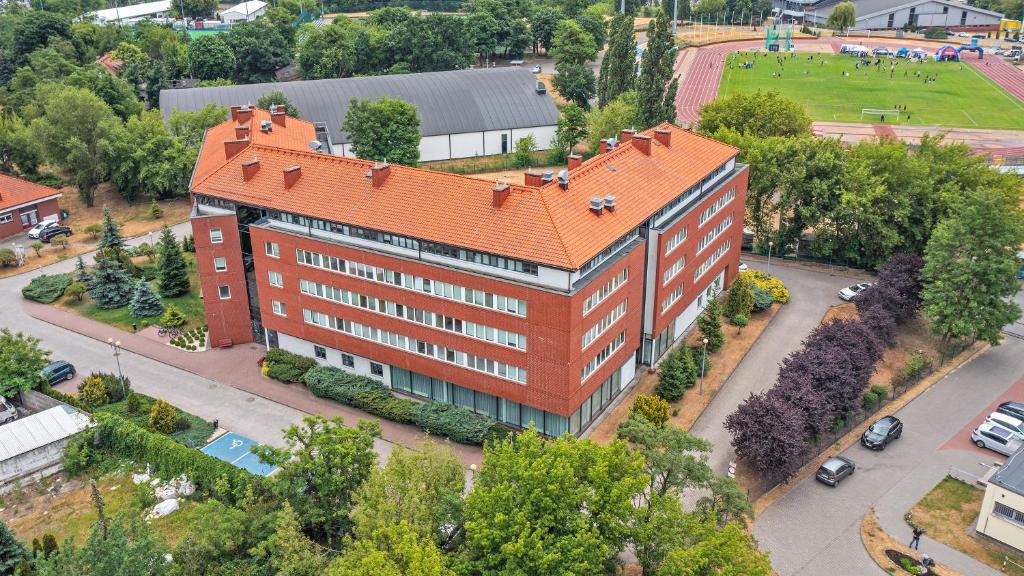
[972,422,1024,456]
[838,282,872,301]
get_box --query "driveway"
[754,337,1024,576]
[688,259,865,482]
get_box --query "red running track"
[676,37,1024,124]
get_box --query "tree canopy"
[342,96,421,166]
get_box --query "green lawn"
[93,393,216,448]
[61,254,205,331]
[717,53,1024,129]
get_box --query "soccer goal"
[860,108,900,122]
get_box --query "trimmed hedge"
[22,273,72,303]
[265,349,318,383]
[77,413,253,499]
[304,365,501,445]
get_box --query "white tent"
[220,0,267,23]
[87,0,172,24]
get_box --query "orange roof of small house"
[0,173,61,212]
[191,109,739,270]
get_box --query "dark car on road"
[816,456,855,486]
[39,225,73,243]
[40,360,75,385]
[998,401,1024,422]
[861,416,903,450]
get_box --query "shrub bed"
[743,270,790,304]
[304,365,502,445]
[265,348,317,383]
[22,273,72,303]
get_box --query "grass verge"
[92,392,215,448]
[861,507,963,576]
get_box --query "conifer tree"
[129,280,164,318]
[75,255,91,285]
[656,348,687,402]
[697,296,725,353]
[597,14,637,108]
[97,207,126,256]
[724,273,755,319]
[0,519,27,576]
[86,256,133,309]
[156,226,189,298]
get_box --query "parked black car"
[861,416,903,450]
[40,360,75,385]
[816,456,856,486]
[39,225,73,243]
[998,401,1024,422]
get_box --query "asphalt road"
[0,223,392,461]
[754,335,1024,576]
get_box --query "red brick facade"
[192,212,254,346]
[0,197,62,240]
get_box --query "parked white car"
[0,397,17,425]
[838,282,872,301]
[973,422,1024,456]
[26,219,58,239]
[987,412,1024,440]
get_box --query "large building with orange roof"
[190,104,748,436]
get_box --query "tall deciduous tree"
[725,391,808,481]
[854,252,925,324]
[66,65,143,121]
[826,1,856,30]
[0,329,49,398]
[921,185,1024,346]
[636,10,677,128]
[100,110,190,203]
[255,416,381,545]
[187,35,236,81]
[656,518,772,576]
[30,86,119,206]
[552,103,588,159]
[697,91,811,138]
[551,19,597,66]
[598,14,637,108]
[257,91,300,117]
[329,521,454,576]
[266,502,328,576]
[342,96,421,166]
[223,20,291,83]
[130,280,164,319]
[34,511,168,576]
[156,227,189,298]
[553,62,597,109]
[459,429,646,575]
[529,7,562,54]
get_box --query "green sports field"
[717,53,1024,129]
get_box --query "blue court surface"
[201,432,279,476]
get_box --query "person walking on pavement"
[909,526,924,550]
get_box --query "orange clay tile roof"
[191,110,738,270]
[0,173,61,212]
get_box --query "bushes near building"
[22,273,72,303]
[149,399,178,434]
[631,394,669,427]
[724,272,755,320]
[751,285,775,312]
[744,270,789,304]
[78,374,109,407]
[264,348,318,383]
[656,346,697,402]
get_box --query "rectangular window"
[313,345,326,359]
[265,241,280,258]
[582,267,629,315]
[268,271,283,287]
[213,256,227,272]
[994,502,1024,525]
[581,300,627,349]
[696,214,733,254]
[370,362,384,377]
[210,228,223,243]
[0,213,11,224]
[694,239,732,282]
[664,227,687,255]
[698,188,735,227]
[580,330,626,382]
[218,285,230,299]
[661,284,684,312]
[271,300,287,316]
[663,256,685,284]
[341,353,354,368]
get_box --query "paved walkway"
[2,222,483,468]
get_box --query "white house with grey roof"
[160,68,560,162]
[774,0,1003,29]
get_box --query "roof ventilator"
[604,195,616,210]
[541,170,554,183]
[557,169,569,190]
[260,120,273,133]
[590,197,604,214]
[308,140,324,152]
[535,80,547,94]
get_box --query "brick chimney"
[620,128,636,143]
[236,106,253,124]
[524,171,544,186]
[654,128,672,147]
[271,108,287,127]
[234,124,250,140]
[632,134,652,155]
[599,139,610,154]
[242,157,260,181]
[370,162,390,188]
[283,165,301,188]
[224,138,249,160]
[229,105,242,122]
[492,182,510,207]
[567,154,583,170]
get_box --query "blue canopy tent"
[895,47,910,58]
[935,45,960,61]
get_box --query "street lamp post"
[767,241,774,275]
[699,337,708,395]
[106,338,127,398]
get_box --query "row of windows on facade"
[661,187,734,263]
[651,160,732,224]
[581,300,627,350]
[698,188,735,228]
[696,214,733,254]
[577,228,640,277]
[581,330,626,382]
[694,239,732,282]
[311,344,384,375]
[292,247,529,317]
[582,267,629,315]
[662,236,733,313]
[390,364,625,437]
[298,278,528,350]
[302,308,528,383]
[272,211,540,275]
